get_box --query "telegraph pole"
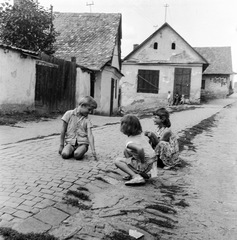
[164,4,169,22]
[86,1,94,13]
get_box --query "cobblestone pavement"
[0,95,237,239]
[176,101,237,240]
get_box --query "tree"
[0,0,58,54]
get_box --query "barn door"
[35,59,76,113]
[173,68,191,98]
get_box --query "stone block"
[54,203,79,215]
[34,207,69,226]
[13,217,51,234]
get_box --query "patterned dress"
[154,127,179,167]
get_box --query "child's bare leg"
[61,144,74,159]
[114,158,136,178]
[74,145,88,160]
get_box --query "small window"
[153,42,158,49]
[201,79,205,89]
[171,42,176,50]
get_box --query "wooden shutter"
[137,69,159,93]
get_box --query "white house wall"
[129,27,205,64]
[201,75,230,99]
[75,68,91,106]
[94,71,102,112]
[121,64,202,112]
[0,48,36,112]
[95,66,120,115]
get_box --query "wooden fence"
[35,53,76,113]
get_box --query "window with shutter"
[137,69,159,93]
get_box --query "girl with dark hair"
[145,108,179,170]
[115,114,156,185]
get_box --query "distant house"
[120,22,208,113]
[194,47,234,100]
[53,13,123,116]
[0,44,38,112]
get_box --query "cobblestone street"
[0,96,237,239]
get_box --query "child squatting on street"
[115,114,157,186]
[145,108,179,170]
[58,96,98,161]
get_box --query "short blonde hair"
[78,96,97,109]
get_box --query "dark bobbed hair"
[79,96,97,109]
[153,107,171,127]
[120,114,142,136]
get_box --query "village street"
[0,95,237,240]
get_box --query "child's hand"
[92,152,98,161]
[144,131,151,137]
[58,145,64,154]
[138,162,147,172]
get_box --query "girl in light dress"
[145,108,179,170]
[115,114,156,185]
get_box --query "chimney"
[133,44,139,50]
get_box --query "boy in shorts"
[58,96,97,161]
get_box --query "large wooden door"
[35,57,76,113]
[173,68,191,98]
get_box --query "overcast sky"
[2,0,237,76]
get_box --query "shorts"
[66,141,89,151]
[121,157,154,175]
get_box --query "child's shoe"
[125,175,145,185]
[123,175,132,180]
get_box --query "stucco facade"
[0,47,37,113]
[121,23,208,113]
[121,64,203,112]
[201,75,231,100]
[194,47,234,100]
[76,65,121,116]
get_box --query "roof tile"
[194,47,233,74]
[53,12,121,70]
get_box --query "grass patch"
[102,230,136,240]
[148,218,175,229]
[0,227,58,240]
[95,176,110,184]
[0,111,61,126]
[178,114,217,152]
[66,190,90,201]
[63,198,91,210]
[146,204,177,214]
[174,199,190,208]
[77,186,89,192]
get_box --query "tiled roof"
[194,47,233,74]
[53,12,121,71]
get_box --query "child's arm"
[127,143,145,163]
[145,131,159,148]
[59,121,67,154]
[87,127,97,161]
[160,129,171,142]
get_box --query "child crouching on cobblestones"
[145,108,179,170]
[115,114,157,185]
[58,96,98,161]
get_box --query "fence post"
[71,57,76,63]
